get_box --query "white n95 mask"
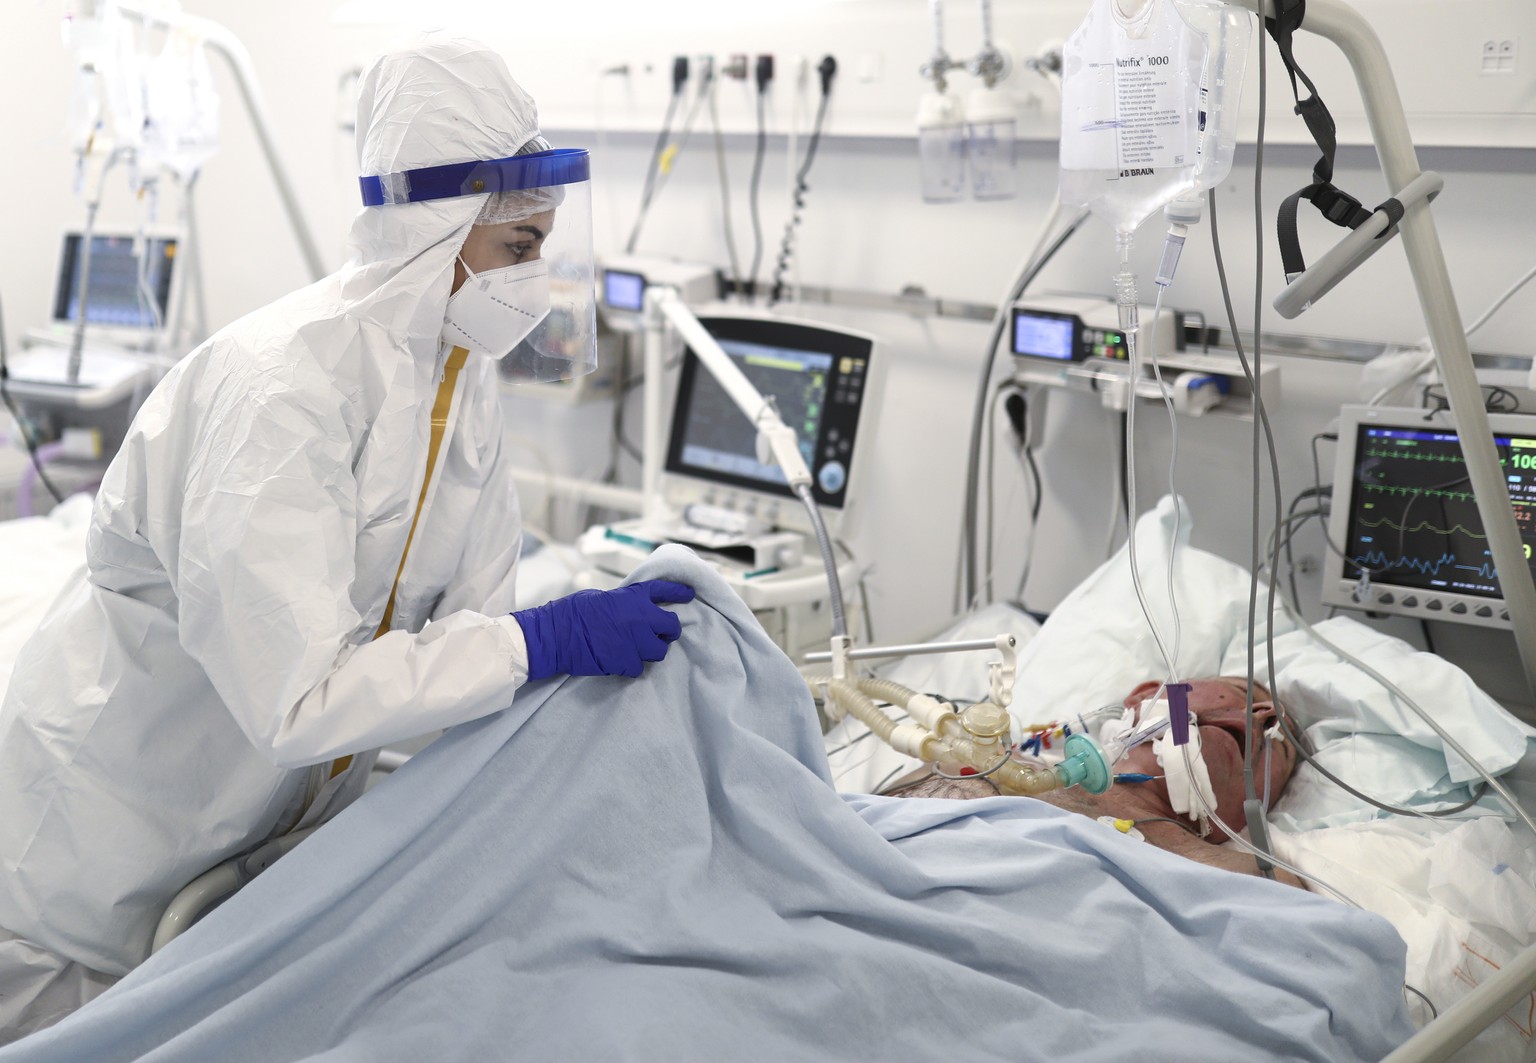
[441,257,551,357]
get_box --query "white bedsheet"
[0,546,1415,1061]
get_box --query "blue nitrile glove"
[513,580,697,681]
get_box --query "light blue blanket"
[2,546,1414,1061]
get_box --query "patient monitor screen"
[666,318,875,509]
[53,232,177,329]
[1342,422,1536,599]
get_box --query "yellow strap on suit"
[331,345,471,780]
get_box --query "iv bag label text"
[1058,0,1205,176]
[1112,56,1189,169]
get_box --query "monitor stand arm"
[642,287,849,664]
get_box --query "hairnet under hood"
[340,35,544,353]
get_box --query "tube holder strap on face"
[1265,0,1375,280]
[329,345,471,781]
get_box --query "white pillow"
[1227,618,1536,818]
[1011,495,1294,731]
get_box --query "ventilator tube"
[810,674,1112,796]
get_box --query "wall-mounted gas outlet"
[1481,37,1518,75]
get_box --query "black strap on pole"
[1265,0,1376,280]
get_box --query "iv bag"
[141,31,221,182]
[1058,0,1251,234]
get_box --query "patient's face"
[1117,677,1298,839]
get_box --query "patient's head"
[1117,677,1298,839]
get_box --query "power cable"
[957,205,1090,610]
[707,77,745,295]
[624,57,690,255]
[745,55,775,300]
[768,56,837,307]
[0,288,66,506]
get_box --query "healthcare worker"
[0,37,692,1040]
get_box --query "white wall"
[2,0,1534,708]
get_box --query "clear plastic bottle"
[916,90,968,203]
[1058,0,1251,234]
[966,84,1018,201]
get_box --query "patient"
[888,677,1304,887]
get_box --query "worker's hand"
[513,580,696,681]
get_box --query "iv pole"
[1228,0,1536,701]
[1222,5,1536,1061]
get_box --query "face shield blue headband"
[359,144,599,384]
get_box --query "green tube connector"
[1056,733,1113,794]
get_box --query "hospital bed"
[828,497,1536,1063]
[0,509,1529,1063]
[0,545,1416,1061]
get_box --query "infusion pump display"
[1011,306,1129,362]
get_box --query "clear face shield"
[360,146,597,384]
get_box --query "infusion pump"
[1008,294,1180,364]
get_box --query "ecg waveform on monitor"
[1344,424,1536,599]
[1361,483,1477,503]
[1350,549,1498,581]
[1364,448,1502,465]
[1357,516,1487,539]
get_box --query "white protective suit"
[0,38,543,1038]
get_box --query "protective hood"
[341,35,544,357]
[0,36,545,977]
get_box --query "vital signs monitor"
[1323,404,1536,630]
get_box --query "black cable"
[0,288,66,506]
[1403,983,1439,1021]
[836,536,876,644]
[1420,620,1437,655]
[1260,508,1499,822]
[624,58,689,256]
[1421,381,1521,415]
[1241,26,1272,876]
[1208,34,1291,879]
[643,69,713,223]
[982,380,1013,603]
[611,365,645,466]
[1181,309,1211,353]
[1285,431,1342,605]
[958,210,1090,610]
[1284,484,1331,607]
[707,78,744,295]
[745,56,774,300]
[611,348,688,471]
[1279,709,1491,819]
[768,56,836,307]
[872,763,911,795]
[1001,389,1042,607]
[1309,432,1335,507]
[1024,446,1042,522]
[599,341,633,489]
